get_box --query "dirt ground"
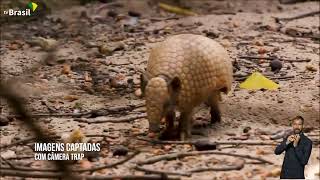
[0,0,319,179]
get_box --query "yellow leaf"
[239,72,279,90]
[158,2,197,16]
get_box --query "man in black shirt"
[274,116,313,179]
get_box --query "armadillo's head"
[140,74,181,133]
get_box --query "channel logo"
[3,1,38,16]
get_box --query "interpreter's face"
[292,119,303,134]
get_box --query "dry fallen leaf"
[220,39,232,48]
[254,40,264,46]
[258,47,267,54]
[306,64,317,72]
[79,160,92,169]
[62,64,72,75]
[147,132,156,138]
[256,148,266,155]
[152,149,163,155]
[163,145,172,151]
[64,95,80,102]
[84,71,92,82]
[265,167,281,177]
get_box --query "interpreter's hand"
[293,134,300,147]
[286,135,295,145]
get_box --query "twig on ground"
[0,169,180,180]
[0,151,139,172]
[135,166,192,177]
[75,151,140,172]
[138,150,274,165]
[276,10,320,22]
[137,137,279,146]
[74,113,146,123]
[0,137,35,150]
[238,55,311,62]
[0,84,73,178]
[8,104,146,119]
[235,75,295,81]
[188,159,245,172]
[0,156,17,169]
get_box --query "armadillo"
[140,34,233,140]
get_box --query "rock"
[194,140,217,151]
[2,150,16,159]
[306,65,317,72]
[220,39,232,48]
[79,160,93,169]
[277,99,284,103]
[203,30,219,39]
[270,59,283,72]
[99,45,113,56]
[243,126,251,133]
[8,43,20,50]
[258,47,267,54]
[254,40,264,46]
[134,89,142,97]
[113,146,129,156]
[110,74,127,88]
[128,11,141,17]
[107,10,118,18]
[147,132,156,138]
[84,71,92,82]
[163,145,172,151]
[0,115,10,126]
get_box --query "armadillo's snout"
[145,77,170,134]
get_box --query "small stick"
[75,151,140,172]
[0,151,139,172]
[8,104,146,118]
[137,137,279,146]
[234,75,295,81]
[0,156,17,169]
[188,160,245,172]
[74,113,146,123]
[135,166,192,177]
[238,55,311,62]
[138,150,274,165]
[0,170,180,180]
[276,10,320,22]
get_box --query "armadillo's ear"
[140,73,148,96]
[169,77,181,94]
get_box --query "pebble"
[0,115,10,126]
[113,145,129,156]
[270,59,283,72]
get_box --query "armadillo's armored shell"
[146,34,233,111]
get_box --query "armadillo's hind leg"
[178,110,193,141]
[208,92,221,124]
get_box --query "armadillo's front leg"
[179,110,193,140]
[166,110,175,130]
[159,110,178,140]
[208,92,221,124]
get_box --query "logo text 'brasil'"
[3,2,38,16]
